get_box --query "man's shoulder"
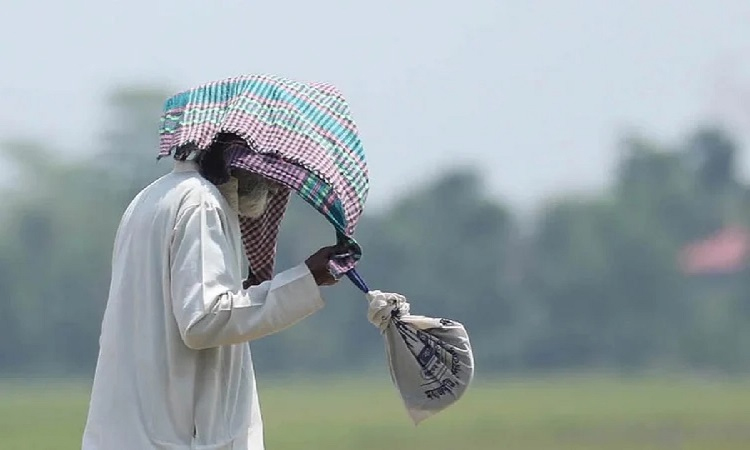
[160,173,228,217]
[174,174,216,201]
[125,172,222,219]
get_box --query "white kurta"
[82,160,325,450]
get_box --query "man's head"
[195,134,282,218]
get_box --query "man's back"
[82,162,264,449]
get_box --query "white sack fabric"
[366,290,475,425]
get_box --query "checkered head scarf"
[157,75,369,285]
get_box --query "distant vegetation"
[2,87,750,377]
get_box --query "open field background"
[2,376,750,450]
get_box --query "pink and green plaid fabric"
[157,75,369,283]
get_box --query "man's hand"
[305,245,346,286]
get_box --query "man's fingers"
[314,246,336,258]
[306,244,351,286]
[321,276,339,286]
[329,244,352,258]
[312,243,350,259]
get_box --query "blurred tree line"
[2,86,750,377]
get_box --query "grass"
[2,375,750,449]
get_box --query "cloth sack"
[366,290,475,425]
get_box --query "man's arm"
[169,194,325,350]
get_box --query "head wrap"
[157,75,369,283]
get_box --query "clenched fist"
[305,245,347,286]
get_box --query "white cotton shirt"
[82,160,325,450]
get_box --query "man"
[82,136,342,449]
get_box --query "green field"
[2,376,750,449]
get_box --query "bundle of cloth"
[158,74,474,423]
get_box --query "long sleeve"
[169,195,325,350]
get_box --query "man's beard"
[215,176,272,218]
[237,185,271,218]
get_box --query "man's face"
[233,169,281,218]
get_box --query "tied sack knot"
[366,290,410,332]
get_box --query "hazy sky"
[2,0,749,209]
